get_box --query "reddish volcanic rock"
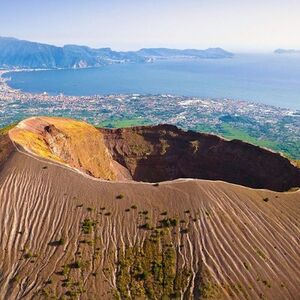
[4,117,299,191]
[100,124,300,191]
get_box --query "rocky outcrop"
[8,117,130,181]
[101,124,300,191]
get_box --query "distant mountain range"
[274,49,300,54]
[0,37,234,69]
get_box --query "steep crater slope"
[0,151,299,299]
[101,125,300,191]
[1,118,300,299]
[9,117,130,181]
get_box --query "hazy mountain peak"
[0,36,234,69]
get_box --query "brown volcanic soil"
[0,150,299,299]
[101,125,300,192]
[0,118,300,299]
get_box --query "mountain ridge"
[0,36,234,69]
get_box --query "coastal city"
[1,70,299,159]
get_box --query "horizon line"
[0,35,292,54]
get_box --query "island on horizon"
[274,48,300,54]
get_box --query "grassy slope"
[195,123,299,160]
[0,123,17,135]
[0,123,16,165]
[99,118,299,160]
[98,116,150,128]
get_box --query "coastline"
[0,69,22,97]
[0,68,299,160]
[1,67,299,115]
[0,68,55,100]
[2,58,300,111]
[1,66,300,117]
[0,66,110,99]
[0,66,299,112]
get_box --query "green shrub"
[58,237,65,245]
[139,223,151,230]
[159,218,178,228]
[11,275,20,283]
[81,218,96,234]
[70,260,84,269]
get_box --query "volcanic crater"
[7,116,300,192]
[0,116,300,300]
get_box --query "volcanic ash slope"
[0,117,299,300]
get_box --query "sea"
[4,54,300,110]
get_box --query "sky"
[0,0,300,52]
